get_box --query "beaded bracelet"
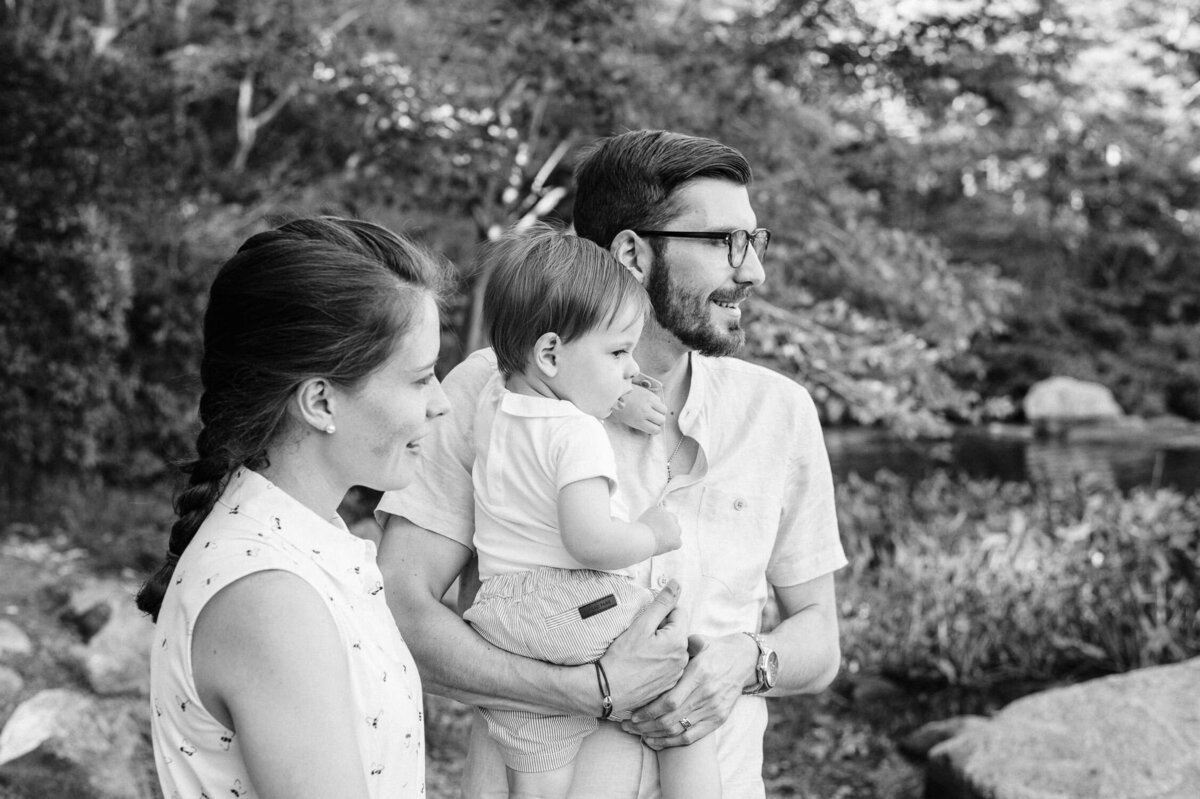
[593,660,613,720]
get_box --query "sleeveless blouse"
[149,468,425,799]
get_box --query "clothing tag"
[578,594,617,620]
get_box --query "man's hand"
[611,384,668,434]
[599,581,690,715]
[619,631,757,748]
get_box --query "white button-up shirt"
[379,348,846,798]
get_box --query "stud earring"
[324,424,336,434]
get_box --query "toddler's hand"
[612,384,667,434]
[639,505,681,555]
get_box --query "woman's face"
[332,292,448,492]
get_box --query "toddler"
[464,227,721,799]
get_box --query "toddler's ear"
[533,332,561,377]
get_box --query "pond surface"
[824,426,1200,494]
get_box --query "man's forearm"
[759,572,841,696]
[379,517,595,716]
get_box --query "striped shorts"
[463,567,655,772]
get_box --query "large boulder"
[1023,376,1123,424]
[927,658,1200,799]
[0,688,156,799]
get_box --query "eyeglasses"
[633,228,771,269]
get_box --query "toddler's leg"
[657,733,722,799]
[506,761,576,799]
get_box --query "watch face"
[764,650,780,686]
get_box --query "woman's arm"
[378,515,689,716]
[191,570,373,799]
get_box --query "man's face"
[644,178,766,357]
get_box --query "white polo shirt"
[473,377,629,579]
[378,347,846,798]
[151,468,426,799]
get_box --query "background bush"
[4,0,1199,497]
[837,472,1200,688]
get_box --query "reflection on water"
[823,427,1200,494]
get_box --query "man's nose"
[735,245,766,288]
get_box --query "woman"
[136,217,450,799]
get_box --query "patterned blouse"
[149,468,424,798]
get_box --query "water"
[824,426,1200,494]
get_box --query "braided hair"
[135,217,450,621]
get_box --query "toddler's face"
[551,302,644,418]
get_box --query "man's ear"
[532,332,561,378]
[293,377,337,434]
[610,230,649,285]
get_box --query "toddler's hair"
[482,224,649,378]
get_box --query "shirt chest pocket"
[695,486,781,601]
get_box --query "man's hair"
[482,224,650,378]
[572,130,753,248]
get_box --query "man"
[377,129,846,797]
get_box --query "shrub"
[837,471,1200,688]
[0,205,133,496]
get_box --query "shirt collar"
[220,467,373,564]
[498,388,590,419]
[643,352,712,447]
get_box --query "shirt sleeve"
[551,414,619,492]
[765,386,848,587]
[375,348,499,550]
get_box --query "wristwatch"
[742,632,779,695]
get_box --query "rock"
[927,658,1200,799]
[899,715,988,759]
[850,674,907,705]
[1023,376,1123,424]
[0,664,23,703]
[66,579,154,696]
[61,602,113,642]
[0,688,156,799]
[0,620,33,659]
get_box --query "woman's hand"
[598,581,689,715]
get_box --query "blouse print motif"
[149,468,425,798]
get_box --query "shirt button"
[656,574,670,588]
[733,498,746,511]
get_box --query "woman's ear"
[533,332,561,378]
[610,230,648,285]
[293,377,337,434]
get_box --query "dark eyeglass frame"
[633,228,771,269]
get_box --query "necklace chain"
[665,435,686,484]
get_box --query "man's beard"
[645,252,747,358]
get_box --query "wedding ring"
[679,717,693,731]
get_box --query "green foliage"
[4,0,1199,489]
[0,206,132,487]
[838,471,1200,687]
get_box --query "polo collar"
[498,389,590,419]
